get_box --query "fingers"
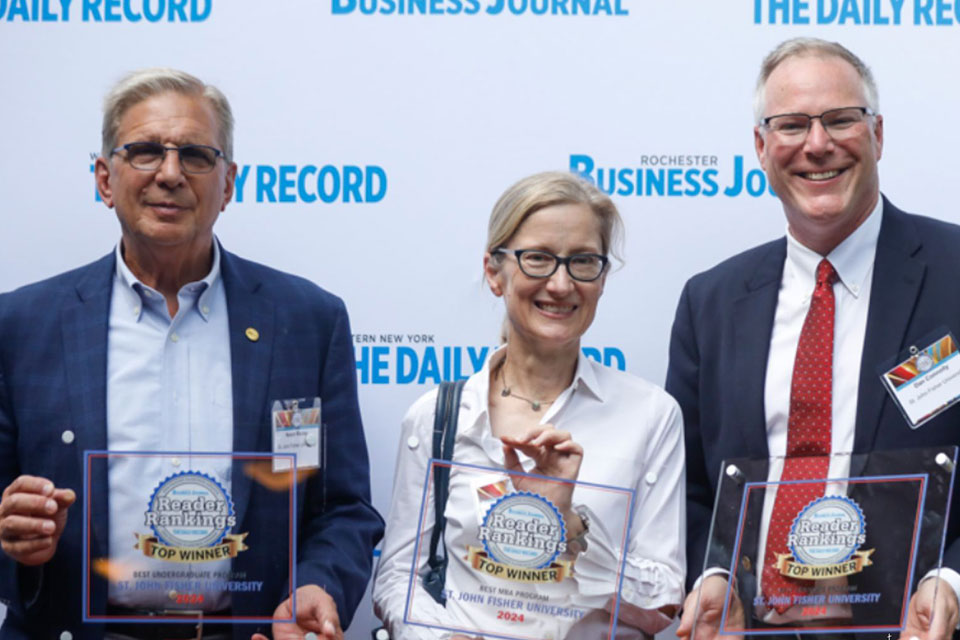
[0,476,75,563]
[0,491,59,521]
[1,475,55,501]
[500,426,580,457]
[0,512,56,539]
[502,445,521,472]
[677,590,698,638]
[52,488,76,508]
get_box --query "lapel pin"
[245,327,260,342]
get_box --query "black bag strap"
[422,379,467,606]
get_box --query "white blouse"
[373,349,686,639]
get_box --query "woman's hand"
[500,424,583,515]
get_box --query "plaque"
[82,451,298,625]
[690,447,957,637]
[404,459,635,639]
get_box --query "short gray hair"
[101,68,234,162]
[753,37,879,124]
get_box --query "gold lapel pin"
[245,327,260,342]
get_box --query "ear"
[94,157,115,208]
[221,161,238,210]
[754,126,768,171]
[483,252,504,297]
[873,114,884,161]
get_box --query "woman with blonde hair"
[373,171,685,639]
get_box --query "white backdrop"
[2,0,960,636]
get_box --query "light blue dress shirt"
[105,240,234,611]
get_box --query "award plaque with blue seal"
[403,459,636,640]
[689,446,958,638]
[82,450,300,627]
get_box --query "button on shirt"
[373,349,686,639]
[106,241,234,611]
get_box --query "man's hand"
[677,575,743,640]
[252,585,342,640]
[0,475,75,566]
[501,424,583,516]
[900,577,959,640]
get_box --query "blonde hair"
[486,171,624,261]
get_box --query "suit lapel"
[61,253,114,561]
[731,240,787,460]
[221,249,276,529]
[855,200,925,452]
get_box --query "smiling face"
[484,203,606,356]
[95,90,237,264]
[755,54,883,254]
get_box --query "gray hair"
[101,68,234,162]
[486,171,624,263]
[753,37,879,124]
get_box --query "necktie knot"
[816,259,838,289]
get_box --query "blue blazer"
[666,199,960,597]
[0,248,384,639]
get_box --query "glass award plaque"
[82,451,298,625]
[691,446,958,637]
[404,459,635,640]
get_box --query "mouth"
[146,202,186,214]
[535,301,578,315]
[798,168,845,181]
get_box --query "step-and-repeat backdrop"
[2,1,959,635]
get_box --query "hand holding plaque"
[678,575,744,640]
[251,585,342,640]
[901,577,959,640]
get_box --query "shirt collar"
[114,238,223,321]
[784,195,883,299]
[457,345,606,438]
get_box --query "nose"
[803,117,835,155]
[545,263,575,296]
[155,148,186,187]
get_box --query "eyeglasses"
[494,248,608,282]
[760,106,876,141]
[111,142,225,174]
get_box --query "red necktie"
[762,258,837,613]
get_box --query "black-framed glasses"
[760,106,876,141]
[111,142,225,174]
[494,248,608,282]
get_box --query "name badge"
[271,397,322,471]
[880,331,960,429]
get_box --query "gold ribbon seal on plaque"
[466,546,573,583]
[134,532,249,563]
[775,548,875,580]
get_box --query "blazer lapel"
[731,240,786,460]
[854,200,925,452]
[61,254,114,562]
[221,249,276,530]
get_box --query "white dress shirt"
[374,348,685,639]
[105,240,234,611]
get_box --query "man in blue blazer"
[668,39,960,640]
[0,69,383,639]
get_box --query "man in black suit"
[668,38,960,640]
